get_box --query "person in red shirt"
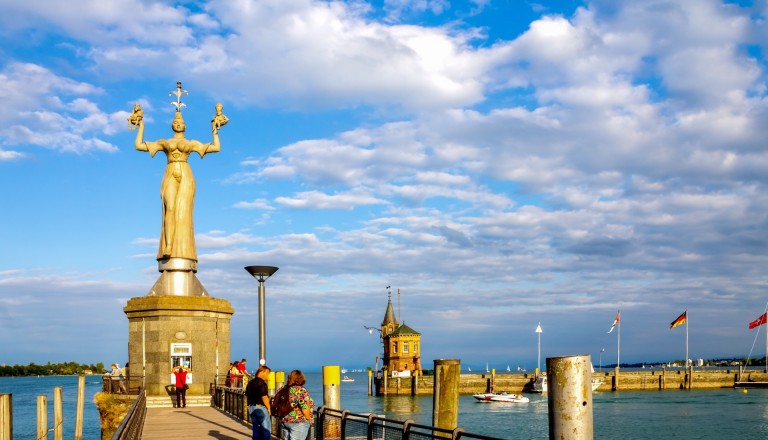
[237,358,248,387]
[173,365,188,408]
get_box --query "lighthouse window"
[403,342,409,353]
[393,342,398,353]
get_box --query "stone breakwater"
[378,370,768,395]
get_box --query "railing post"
[432,359,460,434]
[547,355,593,440]
[0,394,11,440]
[37,395,47,440]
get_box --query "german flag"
[670,311,687,329]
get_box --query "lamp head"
[244,265,279,281]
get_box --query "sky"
[1,0,768,373]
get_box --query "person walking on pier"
[278,370,315,440]
[246,365,272,440]
[173,365,188,408]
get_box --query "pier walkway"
[142,406,252,439]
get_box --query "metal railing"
[110,385,146,440]
[210,385,505,440]
[212,384,248,421]
[314,407,506,440]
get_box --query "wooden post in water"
[432,359,460,433]
[322,366,341,437]
[0,394,11,440]
[411,371,418,396]
[53,387,63,440]
[383,373,388,395]
[75,375,85,440]
[612,366,620,391]
[547,355,593,440]
[368,370,373,396]
[37,395,47,440]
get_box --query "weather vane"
[170,81,189,113]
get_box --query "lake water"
[3,372,768,439]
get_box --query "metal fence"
[314,407,506,440]
[110,385,146,440]
[210,385,505,440]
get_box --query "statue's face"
[172,119,186,133]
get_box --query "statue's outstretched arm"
[135,120,148,152]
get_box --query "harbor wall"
[378,369,768,395]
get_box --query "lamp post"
[535,322,542,375]
[364,325,383,372]
[600,348,605,372]
[244,265,279,366]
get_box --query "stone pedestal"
[124,296,233,397]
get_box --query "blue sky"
[1,0,768,372]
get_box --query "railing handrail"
[111,385,146,440]
[315,405,507,440]
[211,386,507,440]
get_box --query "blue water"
[4,373,768,439]
[0,375,103,440]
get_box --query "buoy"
[742,389,748,394]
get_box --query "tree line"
[0,361,106,376]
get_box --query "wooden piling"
[547,355,593,440]
[432,359,460,434]
[37,395,47,440]
[0,394,11,440]
[75,375,85,440]
[53,387,63,440]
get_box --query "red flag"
[749,312,767,330]
[670,311,687,329]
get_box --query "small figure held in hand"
[211,102,229,133]
[127,103,144,130]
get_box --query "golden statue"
[131,82,226,262]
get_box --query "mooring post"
[323,366,341,436]
[0,394,11,440]
[383,373,388,395]
[75,375,85,440]
[368,370,373,396]
[53,387,63,440]
[547,355,593,440]
[275,371,285,390]
[37,395,47,440]
[432,359,460,433]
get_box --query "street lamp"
[600,348,605,372]
[244,265,279,366]
[364,325,383,371]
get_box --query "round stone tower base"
[124,296,233,397]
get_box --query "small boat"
[472,392,529,403]
[531,375,603,393]
[506,365,511,372]
[341,368,348,374]
[341,376,355,382]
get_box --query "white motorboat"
[531,375,604,393]
[341,376,355,382]
[472,392,530,403]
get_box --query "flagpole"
[686,312,689,388]
[617,316,621,370]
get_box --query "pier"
[141,406,251,439]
